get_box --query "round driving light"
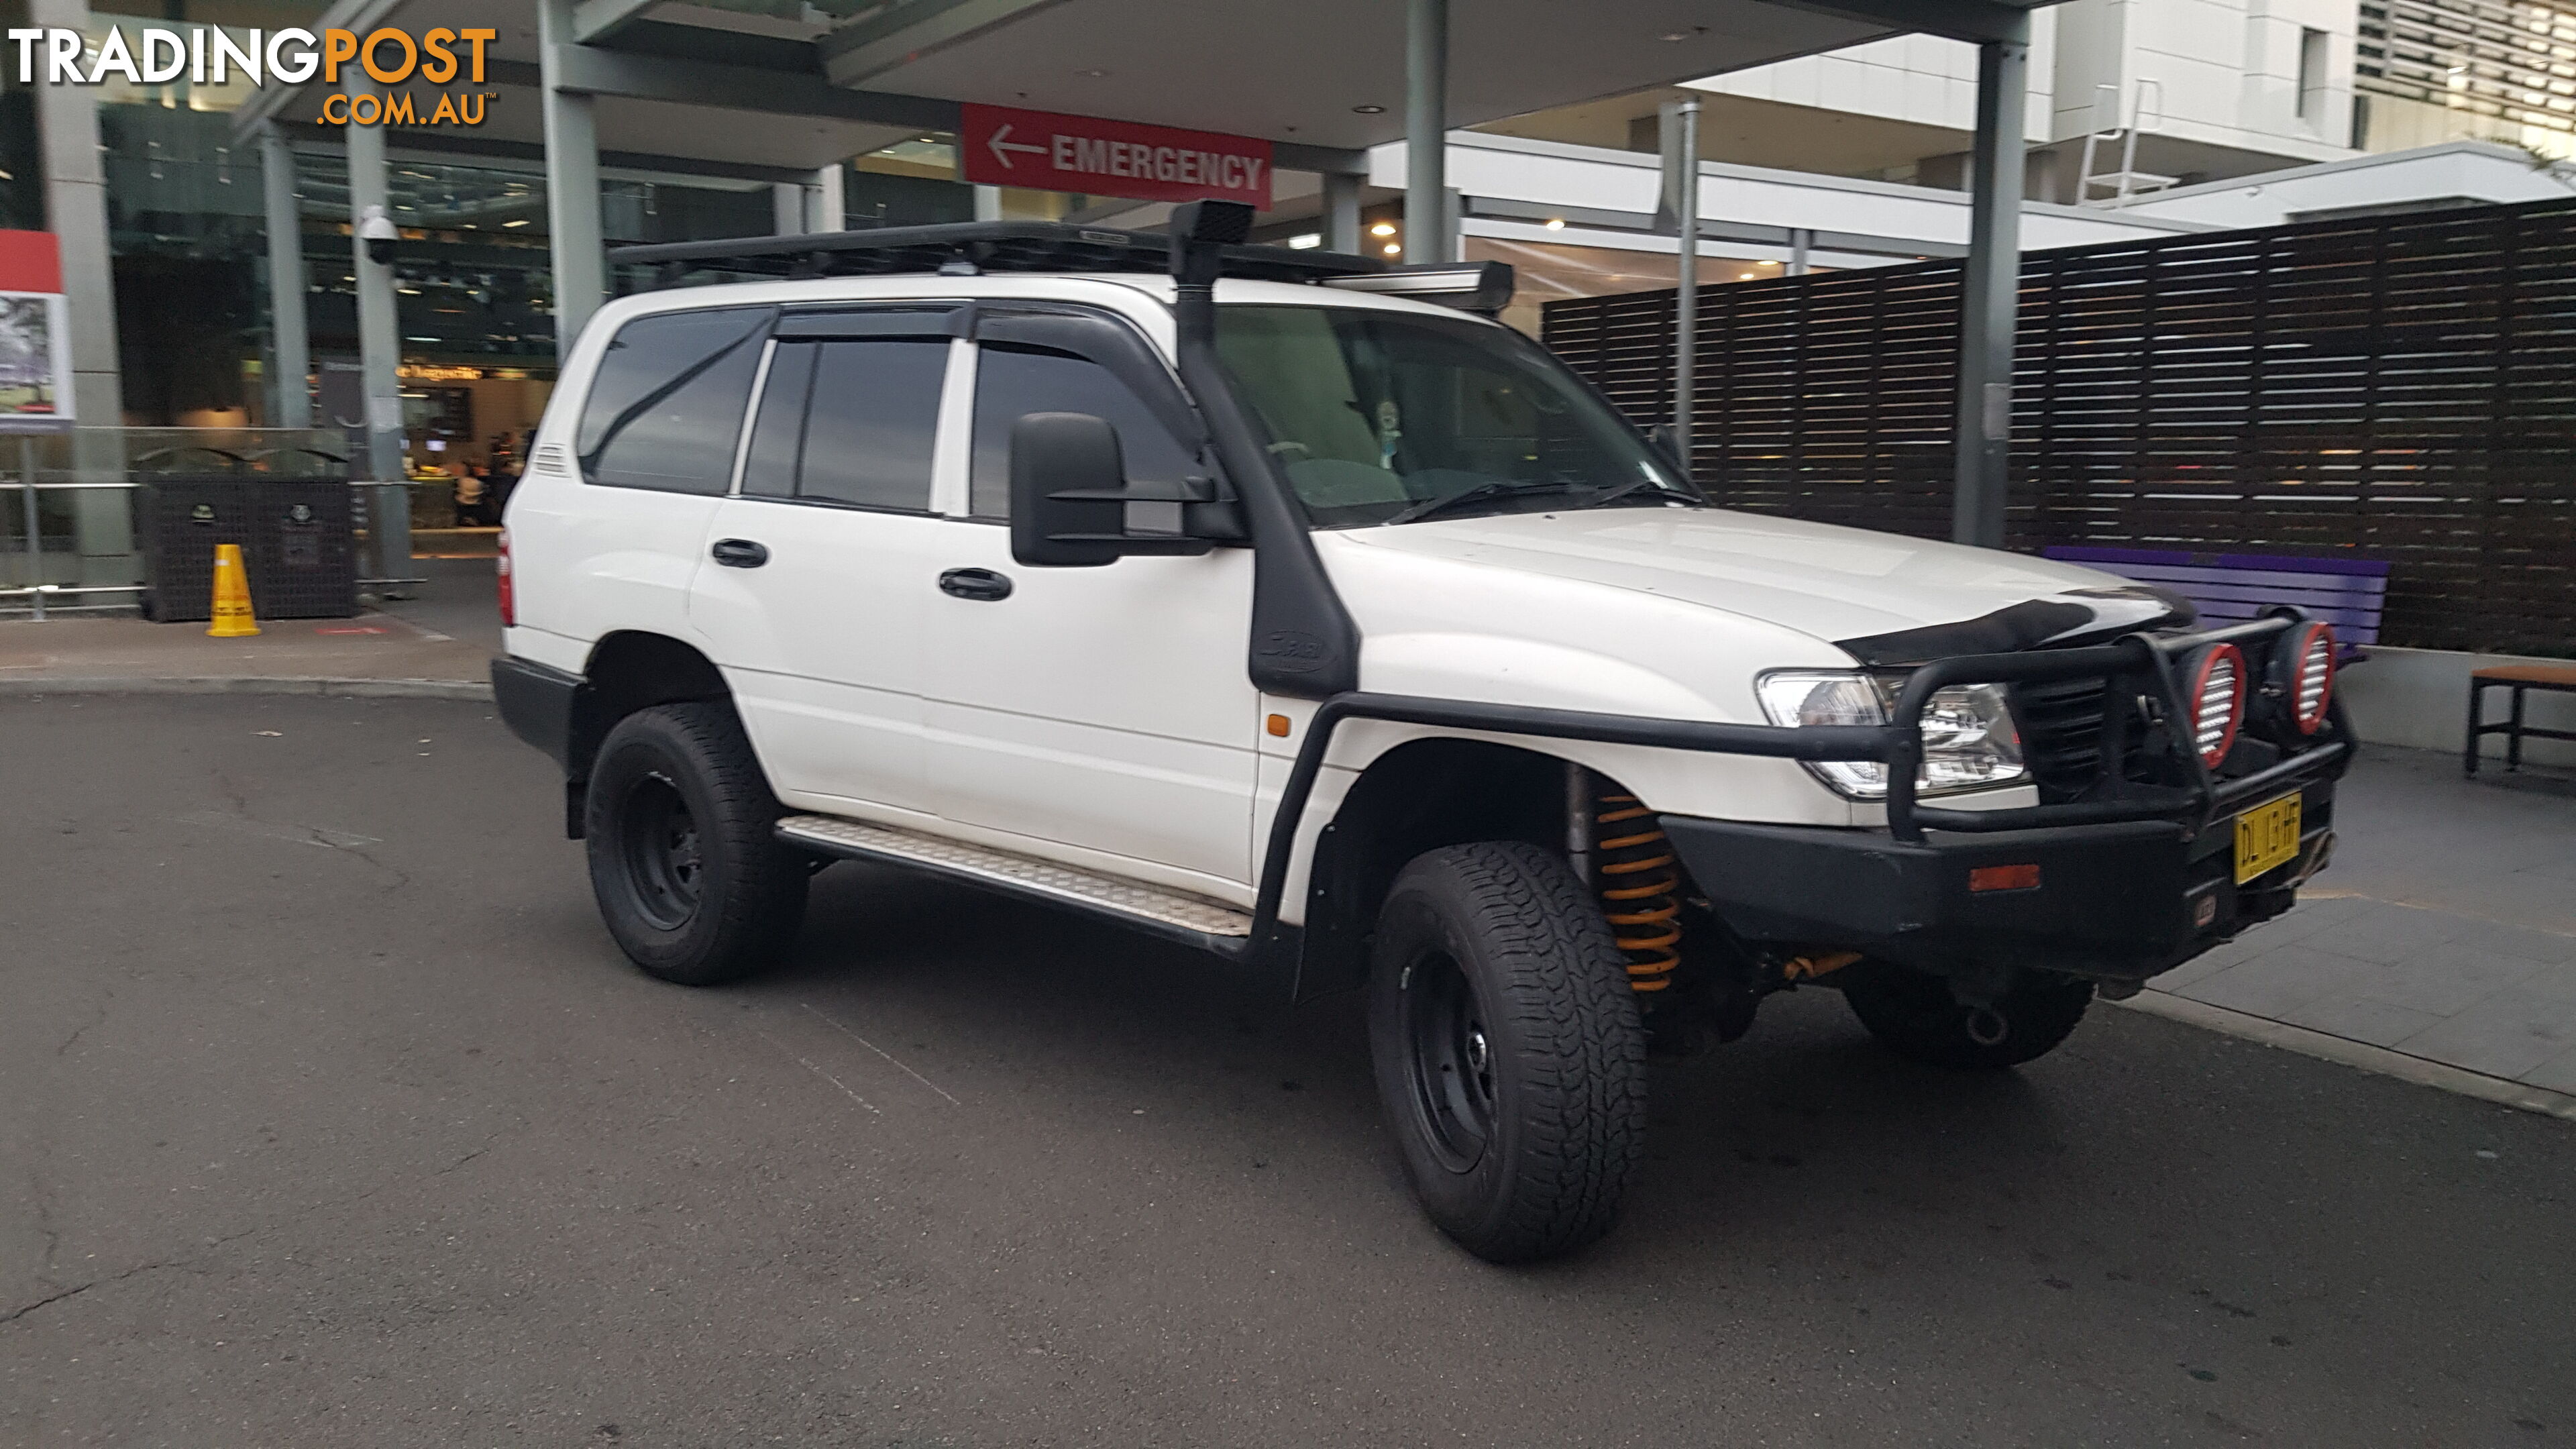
[2188,643,2247,768]
[2288,622,2337,735]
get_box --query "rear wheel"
[1840,961,2093,1069]
[586,702,808,985]
[1367,841,1647,1263]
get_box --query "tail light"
[2281,621,2337,735]
[496,528,515,629]
[2186,643,2246,768]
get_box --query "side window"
[577,307,768,494]
[969,345,1199,520]
[797,339,947,511]
[739,338,945,512]
[740,341,814,499]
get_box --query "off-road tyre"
[586,701,808,986]
[1367,841,1648,1264]
[1840,961,2094,1070]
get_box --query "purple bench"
[2041,546,2387,660]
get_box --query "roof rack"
[608,219,1379,286]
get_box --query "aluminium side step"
[775,814,1254,953]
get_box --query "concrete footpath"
[2132,747,2576,1118]
[0,557,495,696]
[5,559,2573,1120]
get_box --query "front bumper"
[1663,777,2337,983]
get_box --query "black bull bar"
[1247,612,2350,951]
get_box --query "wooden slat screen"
[1542,197,2576,658]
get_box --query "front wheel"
[1840,961,2093,1069]
[586,702,808,986]
[1367,841,1647,1264]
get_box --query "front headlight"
[1756,670,2026,800]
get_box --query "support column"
[1404,0,1451,264]
[1953,29,2029,551]
[972,185,1003,221]
[1788,227,1813,277]
[29,0,127,583]
[1665,98,1700,482]
[1323,171,1363,254]
[539,0,606,353]
[344,77,410,580]
[810,164,845,232]
[772,183,805,235]
[260,123,311,429]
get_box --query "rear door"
[517,305,770,653]
[920,307,1259,890]
[688,307,961,815]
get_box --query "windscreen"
[1215,305,1697,528]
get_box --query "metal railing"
[3,427,430,620]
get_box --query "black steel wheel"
[613,770,703,931]
[586,701,807,986]
[1367,841,1646,1264]
[1840,961,2094,1070]
[1395,948,1500,1173]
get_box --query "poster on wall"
[0,290,73,431]
[0,231,72,433]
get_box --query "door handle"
[938,567,1014,602]
[710,538,768,568]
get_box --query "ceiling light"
[1544,217,1565,230]
[1383,242,1401,255]
[1739,272,1756,280]
[502,219,528,227]
[1371,221,1397,236]
[1287,233,1322,249]
[1352,104,1386,114]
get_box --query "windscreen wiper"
[1576,476,1701,510]
[1383,480,1590,526]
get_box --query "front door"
[922,327,1259,891]
[689,312,959,816]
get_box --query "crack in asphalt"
[0,1258,189,1329]
[0,1142,499,1332]
[55,991,109,1057]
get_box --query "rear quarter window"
[577,307,769,494]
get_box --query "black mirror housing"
[1012,412,1128,567]
[1010,412,1242,567]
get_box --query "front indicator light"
[1970,863,2042,893]
[1756,670,2026,800]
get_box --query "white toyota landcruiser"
[494,203,2350,1263]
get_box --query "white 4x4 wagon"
[495,203,2350,1262]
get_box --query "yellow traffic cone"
[207,543,260,638]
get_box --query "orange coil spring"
[1595,794,1681,992]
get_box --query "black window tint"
[741,340,814,498]
[796,339,946,511]
[578,307,768,494]
[969,346,1197,519]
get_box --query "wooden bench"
[2466,665,2576,775]
[2041,547,2387,660]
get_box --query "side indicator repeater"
[1969,863,2042,894]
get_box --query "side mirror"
[1010,412,1247,568]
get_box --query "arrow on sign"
[986,123,1047,170]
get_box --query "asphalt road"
[5,694,2572,1448]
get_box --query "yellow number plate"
[2233,793,2304,884]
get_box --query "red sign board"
[0,231,62,294]
[959,103,1273,209]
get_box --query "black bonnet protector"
[1833,588,2194,667]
